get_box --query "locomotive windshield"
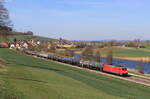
[122,68,127,70]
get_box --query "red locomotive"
[80,60,128,76]
[103,64,128,76]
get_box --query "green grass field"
[97,48,150,57]
[112,49,150,57]
[0,35,56,42]
[0,49,150,99]
[144,43,150,50]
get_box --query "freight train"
[22,49,128,76]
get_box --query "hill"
[0,34,56,42]
[0,49,150,99]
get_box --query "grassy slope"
[0,35,56,42]
[0,49,150,99]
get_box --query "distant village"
[0,34,147,51]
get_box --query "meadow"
[0,49,150,99]
[111,49,150,57]
[91,47,150,58]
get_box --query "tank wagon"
[23,50,36,56]
[20,49,128,76]
[37,53,49,58]
[80,61,104,71]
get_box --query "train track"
[22,51,150,87]
[55,61,150,87]
[46,58,150,87]
[125,74,150,86]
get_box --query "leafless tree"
[0,0,13,65]
[64,49,75,57]
[93,51,101,62]
[137,59,145,74]
[82,46,93,61]
[0,0,13,37]
[107,50,113,65]
[50,43,56,53]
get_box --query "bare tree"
[0,0,13,37]
[50,43,56,53]
[107,50,113,65]
[137,59,145,74]
[64,49,75,57]
[0,0,13,65]
[93,51,101,62]
[68,50,75,57]
[82,46,93,61]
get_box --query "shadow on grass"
[14,63,62,72]
[3,77,48,84]
[1,63,63,84]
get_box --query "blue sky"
[5,0,150,40]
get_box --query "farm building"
[0,42,9,48]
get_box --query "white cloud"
[0,0,14,2]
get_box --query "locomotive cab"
[120,67,128,76]
[103,64,128,76]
